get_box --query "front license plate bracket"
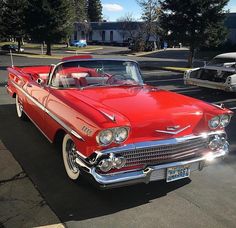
[166,165,190,182]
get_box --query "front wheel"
[62,134,80,180]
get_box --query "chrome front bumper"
[184,78,236,92]
[75,131,229,189]
[87,149,227,189]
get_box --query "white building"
[73,21,146,45]
[225,13,236,44]
[72,13,236,46]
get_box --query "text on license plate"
[166,165,190,182]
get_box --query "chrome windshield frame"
[47,58,144,88]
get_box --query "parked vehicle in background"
[6,55,233,189]
[1,44,24,52]
[70,40,87,47]
[184,52,236,92]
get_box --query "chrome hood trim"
[155,125,191,135]
[99,110,116,122]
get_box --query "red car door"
[24,79,50,133]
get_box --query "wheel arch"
[53,128,66,145]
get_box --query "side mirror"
[36,78,45,86]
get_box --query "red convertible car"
[6,55,233,188]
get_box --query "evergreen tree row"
[0,0,103,55]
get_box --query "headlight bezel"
[97,127,130,146]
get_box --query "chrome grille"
[119,137,208,167]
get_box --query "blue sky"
[102,0,236,21]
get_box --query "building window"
[74,31,77,40]
[89,31,93,41]
[110,31,113,42]
[102,31,106,41]
[81,31,85,39]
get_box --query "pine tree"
[159,0,229,67]
[0,0,27,51]
[25,0,75,55]
[73,0,88,22]
[87,0,103,22]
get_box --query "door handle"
[27,84,32,87]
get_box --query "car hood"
[59,86,211,142]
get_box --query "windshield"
[207,57,236,68]
[50,60,143,89]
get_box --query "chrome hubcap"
[66,139,78,173]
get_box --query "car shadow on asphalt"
[143,49,190,60]
[0,104,192,223]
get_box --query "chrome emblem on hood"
[156,125,191,135]
[166,125,180,131]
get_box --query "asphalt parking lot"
[0,55,236,228]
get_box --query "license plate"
[166,165,190,182]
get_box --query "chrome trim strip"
[99,110,116,122]
[11,80,85,141]
[12,81,46,112]
[71,130,85,141]
[155,125,191,135]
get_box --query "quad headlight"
[208,116,220,129]
[97,127,129,146]
[220,114,231,127]
[98,129,113,145]
[114,127,129,143]
[208,114,231,129]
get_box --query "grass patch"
[11,53,62,59]
[0,42,103,51]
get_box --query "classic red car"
[6,55,233,188]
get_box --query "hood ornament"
[156,125,191,135]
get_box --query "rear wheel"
[62,134,80,180]
[16,94,27,120]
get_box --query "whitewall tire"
[62,134,80,180]
[16,94,26,120]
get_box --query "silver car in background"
[184,52,236,92]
